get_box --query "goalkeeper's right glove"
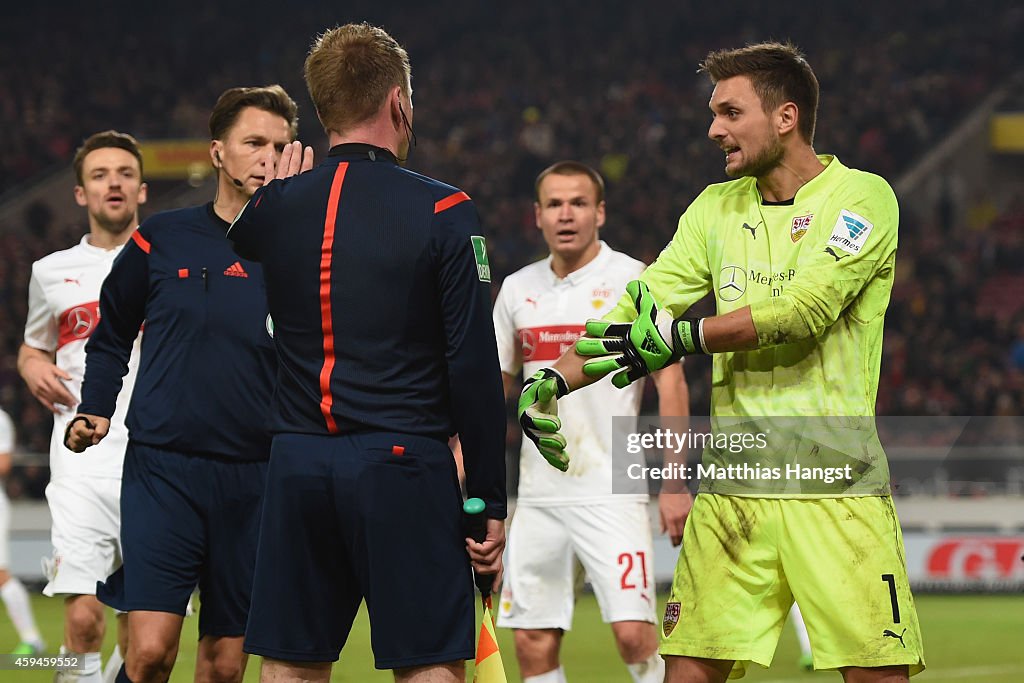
[517,368,570,471]
[576,280,707,388]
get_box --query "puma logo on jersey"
[882,628,906,648]
[742,222,759,239]
[824,246,850,262]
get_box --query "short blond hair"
[535,161,605,204]
[305,23,412,135]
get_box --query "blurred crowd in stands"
[1,1,1022,496]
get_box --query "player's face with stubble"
[74,147,147,234]
[535,173,606,261]
[708,75,784,179]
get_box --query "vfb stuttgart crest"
[663,601,681,636]
[791,214,813,242]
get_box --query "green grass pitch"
[1,593,1021,681]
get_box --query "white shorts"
[497,501,655,630]
[0,489,10,568]
[43,478,122,597]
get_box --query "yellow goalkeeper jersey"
[608,156,898,496]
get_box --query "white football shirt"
[24,235,140,480]
[494,242,648,506]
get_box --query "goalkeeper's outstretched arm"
[576,280,759,388]
[551,306,756,390]
[550,346,599,394]
[519,285,757,471]
[693,306,759,353]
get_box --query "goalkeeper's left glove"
[517,368,570,471]
[575,280,707,388]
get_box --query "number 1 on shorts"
[881,573,901,623]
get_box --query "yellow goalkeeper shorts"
[660,494,924,678]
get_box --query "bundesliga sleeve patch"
[471,235,491,282]
[827,209,874,255]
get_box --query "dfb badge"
[663,602,681,637]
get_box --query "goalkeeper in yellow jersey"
[517,42,924,682]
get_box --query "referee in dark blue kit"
[227,23,506,683]
[66,85,309,683]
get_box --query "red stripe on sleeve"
[318,162,349,433]
[434,191,470,214]
[130,231,151,254]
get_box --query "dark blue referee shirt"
[80,203,276,461]
[228,143,506,518]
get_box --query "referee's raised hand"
[264,140,314,184]
[63,413,109,453]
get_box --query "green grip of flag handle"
[464,497,486,518]
[463,498,492,598]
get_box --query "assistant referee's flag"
[474,596,507,683]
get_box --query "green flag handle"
[463,498,492,599]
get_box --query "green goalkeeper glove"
[517,368,570,471]
[576,280,706,388]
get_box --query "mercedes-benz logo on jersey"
[718,265,747,302]
[519,329,537,361]
[67,307,95,338]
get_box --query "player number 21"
[618,551,648,590]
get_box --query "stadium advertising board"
[904,534,1024,591]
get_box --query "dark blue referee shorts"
[243,431,475,669]
[98,441,267,637]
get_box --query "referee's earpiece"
[214,150,244,187]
